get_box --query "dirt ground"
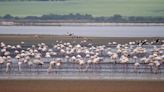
[0,80,164,92]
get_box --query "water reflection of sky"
[0,26,164,37]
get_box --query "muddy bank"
[0,80,164,92]
[0,34,163,45]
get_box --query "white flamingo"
[153,55,162,73]
[111,53,118,64]
[77,58,85,72]
[110,53,118,72]
[132,56,140,73]
[0,56,5,71]
[47,58,62,73]
[6,56,12,73]
[120,55,129,73]
[87,55,102,72]
[15,54,22,72]
[33,53,44,74]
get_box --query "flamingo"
[33,53,44,74]
[45,52,51,62]
[15,54,22,72]
[0,39,163,75]
[24,56,33,72]
[0,56,5,72]
[65,55,70,62]
[140,57,149,73]
[88,55,103,72]
[6,56,12,73]
[77,58,85,72]
[133,56,140,73]
[111,53,118,64]
[153,55,162,74]
[75,54,85,71]
[134,61,140,73]
[47,58,62,73]
[120,55,129,73]
[110,53,118,72]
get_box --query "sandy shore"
[0,80,164,92]
[0,34,163,45]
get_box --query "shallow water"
[0,26,164,37]
[0,44,164,80]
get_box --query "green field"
[0,0,164,17]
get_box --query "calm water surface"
[0,26,164,37]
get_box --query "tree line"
[0,13,164,23]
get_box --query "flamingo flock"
[0,39,164,75]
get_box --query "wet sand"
[0,80,164,92]
[0,34,163,45]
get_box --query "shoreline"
[0,34,163,45]
[0,73,164,81]
[1,22,164,26]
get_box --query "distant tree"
[110,14,123,22]
[3,14,13,19]
[0,13,164,23]
[24,16,39,19]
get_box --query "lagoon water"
[0,26,164,80]
[0,26,164,37]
